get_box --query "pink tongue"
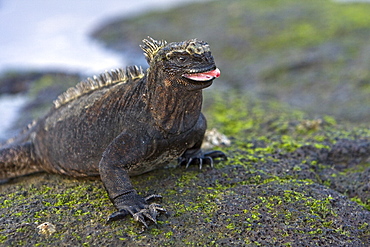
[184,68,221,81]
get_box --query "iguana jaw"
[182,68,220,82]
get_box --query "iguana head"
[141,37,220,90]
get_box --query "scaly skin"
[0,37,226,227]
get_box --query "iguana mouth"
[182,68,220,82]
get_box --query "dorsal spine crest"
[53,66,144,108]
[140,37,167,64]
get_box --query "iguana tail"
[0,141,41,182]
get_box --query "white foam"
[0,0,205,74]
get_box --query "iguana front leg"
[178,114,227,168]
[99,132,165,227]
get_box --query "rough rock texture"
[1,91,369,246]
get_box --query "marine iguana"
[0,37,226,227]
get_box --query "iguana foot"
[178,150,227,169]
[108,193,166,228]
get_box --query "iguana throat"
[143,38,220,135]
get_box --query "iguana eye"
[176,56,188,64]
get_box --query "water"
[0,0,205,73]
[0,94,27,141]
[0,0,205,141]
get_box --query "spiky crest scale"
[53,66,145,108]
[140,37,167,64]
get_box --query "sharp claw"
[107,209,128,222]
[143,210,157,224]
[110,193,167,228]
[185,158,193,169]
[179,150,226,169]
[139,218,149,228]
[131,202,166,227]
[206,156,214,168]
[133,210,149,227]
[151,203,166,214]
[145,194,162,202]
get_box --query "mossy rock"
[1,90,369,246]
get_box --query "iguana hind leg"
[0,142,41,182]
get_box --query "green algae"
[1,88,369,246]
[351,197,370,211]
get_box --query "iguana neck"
[145,70,203,135]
